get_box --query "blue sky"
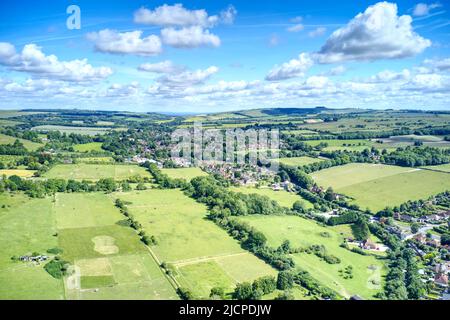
[0,0,449,112]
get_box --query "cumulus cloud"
[106,82,140,97]
[315,2,431,63]
[265,53,314,81]
[308,27,326,38]
[134,3,218,27]
[138,60,185,74]
[161,26,220,48]
[423,57,450,72]
[156,66,219,87]
[412,2,442,17]
[220,5,237,24]
[0,42,112,82]
[87,29,162,56]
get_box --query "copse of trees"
[381,146,450,167]
[0,140,28,155]
[233,276,277,300]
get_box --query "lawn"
[229,186,313,209]
[276,156,324,167]
[0,169,36,177]
[311,163,450,212]
[0,133,43,151]
[44,164,151,180]
[117,189,276,298]
[0,194,64,299]
[73,142,104,152]
[161,167,208,181]
[237,215,386,299]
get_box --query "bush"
[44,259,69,279]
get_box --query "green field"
[0,133,43,151]
[161,167,208,181]
[73,142,104,152]
[229,186,313,209]
[238,215,386,299]
[53,192,177,300]
[421,163,450,173]
[117,189,276,298]
[74,157,115,164]
[31,125,124,136]
[305,139,387,152]
[44,164,151,180]
[276,156,325,167]
[0,194,64,299]
[311,163,450,212]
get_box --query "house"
[434,273,449,287]
[361,239,379,251]
[426,238,440,247]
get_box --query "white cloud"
[308,27,327,38]
[287,24,305,32]
[156,66,219,87]
[220,5,237,25]
[423,57,450,71]
[413,3,442,17]
[138,60,185,74]
[326,65,347,76]
[315,2,431,63]
[87,29,162,56]
[0,43,112,82]
[106,82,140,97]
[161,26,220,48]
[134,3,219,27]
[265,53,314,81]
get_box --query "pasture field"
[44,164,151,180]
[0,119,21,127]
[0,169,35,177]
[31,125,126,136]
[117,189,276,298]
[0,194,64,299]
[0,133,43,151]
[422,163,450,173]
[276,156,324,167]
[305,139,387,152]
[73,142,104,152]
[229,186,313,209]
[311,163,450,212]
[237,215,386,299]
[74,157,115,164]
[54,193,177,300]
[0,155,22,166]
[161,167,208,181]
[54,193,123,229]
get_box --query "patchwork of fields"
[237,215,386,299]
[44,164,151,180]
[311,163,450,212]
[117,189,277,298]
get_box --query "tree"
[292,200,305,212]
[351,218,370,241]
[410,223,420,234]
[177,287,193,300]
[277,271,294,290]
[324,187,335,201]
[233,282,253,300]
[210,287,225,299]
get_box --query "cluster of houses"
[19,255,48,263]
[393,210,450,223]
[201,162,276,186]
[433,262,449,287]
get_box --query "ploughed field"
[311,163,450,212]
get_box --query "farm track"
[170,252,249,267]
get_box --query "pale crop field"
[238,215,386,299]
[44,164,151,180]
[161,167,208,181]
[229,186,314,209]
[0,169,35,177]
[276,156,325,167]
[117,189,276,298]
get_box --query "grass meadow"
[0,133,43,151]
[117,189,276,298]
[160,167,208,181]
[44,164,151,180]
[73,142,104,152]
[311,163,450,212]
[276,156,325,167]
[237,215,386,299]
